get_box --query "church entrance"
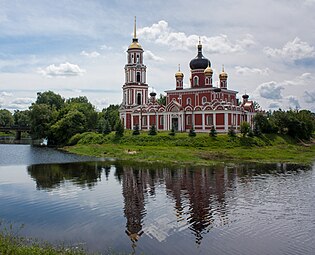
[172,118,178,131]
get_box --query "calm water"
[0,145,315,255]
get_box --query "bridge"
[0,126,31,140]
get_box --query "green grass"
[64,131,315,166]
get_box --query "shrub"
[209,126,217,137]
[188,127,196,137]
[148,124,157,136]
[240,122,250,137]
[169,125,176,136]
[228,125,236,137]
[115,120,124,137]
[132,124,140,135]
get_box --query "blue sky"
[1,0,315,111]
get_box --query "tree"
[0,109,14,127]
[157,94,166,106]
[240,122,251,137]
[132,124,140,135]
[253,113,273,134]
[50,110,86,145]
[188,126,196,137]
[115,120,124,137]
[29,103,57,140]
[103,120,111,135]
[35,91,64,110]
[13,110,30,127]
[209,126,217,137]
[169,125,175,136]
[148,124,157,135]
[100,105,120,131]
[228,125,236,137]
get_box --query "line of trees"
[0,91,121,145]
[1,91,314,144]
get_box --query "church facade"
[119,20,256,133]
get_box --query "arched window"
[194,76,199,86]
[206,115,213,126]
[136,72,141,82]
[142,116,147,125]
[186,115,191,125]
[160,116,164,125]
[136,54,140,63]
[137,93,141,105]
[186,97,191,105]
[202,96,207,105]
[205,77,209,85]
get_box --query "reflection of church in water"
[120,165,233,246]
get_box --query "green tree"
[188,126,196,137]
[157,94,166,106]
[228,125,236,137]
[101,105,120,131]
[29,103,57,140]
[148,124,157,135]
[169,125,175,136]
[103,120,111,135]
[50,110,86,145]
[209,126,217,137]
[253,113,273,133]
[13,110,30,127]
[0,109,14,127]
[240,122,251,137]
[115,120,124,137]
[132,124,140,135]
[35,91,64,110]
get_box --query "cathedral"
[119,19,256,133]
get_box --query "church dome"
[189,43,210,70]
[204,63,213,76]
[128,38,142,50]
[175,64,184,78]
[219,65,228,79]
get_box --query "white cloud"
[38,62,86,77]
[303,91,315,103]
[269,102,281,109]
[235,66,270,75]
[0,91,13,97]
[144,50,164,62]
[100,44,112,50]
[11,98,34,105]
[263,37,315,61]
[137,20,255,54]
[287,96,301,109]
[257,81,284,99]
[283,73,313,86]
[80,51,100,58]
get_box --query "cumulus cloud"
[11,98,34,105]
[264,37,315,62]
[137,20,255,53]
[303,91,315,103]
[80,51,100,58]
[283,73,313,86]
[100,44,112,50]
[144,50,164,62]
[287,96,300,109]
[38,62,86,77]
[0,91,13,97]
[269,102,281,109]
[257,81,284,99]
[235,66,270,75]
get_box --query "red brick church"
[119,19,256,132]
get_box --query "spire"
[198,36,201,45]
[133,16,137,39]
[178,64,181,72]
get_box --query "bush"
[188,127,196,137]
[169,125,176,136]
[115,120,124,137]
[228,125,236,137]
[209,126,217,137]
[132,124,140,135]
[148,124,157,136]
[240,122,250,137]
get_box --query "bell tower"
[122,17,148,108]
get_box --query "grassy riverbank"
[64,131,315,165]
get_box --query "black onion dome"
[189,44,211,70]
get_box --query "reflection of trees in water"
[27,161,108,190]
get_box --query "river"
[0,144,314,255]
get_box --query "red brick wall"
[216,113,224,125]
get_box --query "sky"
[0,0,315,112]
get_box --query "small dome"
[128,39,142,50]
[175,64,184,78]
[242,94,249,99]
[204,64,213,76]
[214,87,221,93]
[150,91,157,97]
[189,43,211,70]
[219,65,228,79]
